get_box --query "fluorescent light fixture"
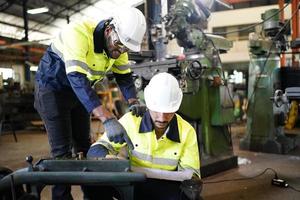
[27,7,49,14]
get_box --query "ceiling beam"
[13,1,78,21]
[46,0,90,18]
[31,0,96,32]
[0,20,52,35]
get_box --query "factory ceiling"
[0,0,143,65]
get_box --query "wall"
[212,4,292,64]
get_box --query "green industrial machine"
[131,0,237,177]
[240,9,296,154]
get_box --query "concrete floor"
[0,123,300,200]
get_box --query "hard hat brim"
[118,34,141,52]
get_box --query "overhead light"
[30,66,38,72]
[27,7,49,14]
[25,61,38,71]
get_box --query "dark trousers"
[134,179,189,200]
[83,179,189,200]
[34,84,91,200]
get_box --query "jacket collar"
[93,20,109,53]
[139,111,181,143]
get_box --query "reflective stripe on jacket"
[95,111,200,176]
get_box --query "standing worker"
[87,73,202,200]
[34,7,146,200]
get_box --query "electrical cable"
[289,185,300,192]
[202,167,300,193]
[207,0,291,36]
[203,167,278,184]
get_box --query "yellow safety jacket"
[96,111,200,176]
[36,19,137,113]
[51,19,130,81]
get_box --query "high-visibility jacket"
[35,19,136,113]
[95,111,200,176]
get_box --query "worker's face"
[105,27,129,59]
[149,110,175,130]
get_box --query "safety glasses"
[111,29,129,53]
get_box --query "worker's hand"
[92,105,114,122]
[129,101,147,117]
[103,118,134,150]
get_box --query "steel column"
[292,0,300,67]
[22,0,31,81]
[279,0,286,67]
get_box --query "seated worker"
[86,72,202,200]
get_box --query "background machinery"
[240,8,298,154]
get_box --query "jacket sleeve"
[67,71,101,113]
[113,72,137,101]
[179,126,201,177]
[92,113,131,154]
[87,144,109,158]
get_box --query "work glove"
[103,118,134,151]
[180,178,203,200]
[129,101,147,117]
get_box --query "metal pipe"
[279,0,286,67]
[0,171,146,192]
[215,0,233,9]
[291,0,300,67]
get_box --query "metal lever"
[26,155,34,171]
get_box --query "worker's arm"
[113,72,147,116]
[87,113,134,159]
[60,21,113,120]
[179,126,201,177]
[66,71,114,122]
[87,144,109,158]
[112,53,137,102]
[131,166,195,181]
[67,72,100,112]
[87,131,127,158]
[111,54,147,117]
[67,73,131,145]
[66,67,132,145]
[113,72,137,102]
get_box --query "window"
[0,68,13,79]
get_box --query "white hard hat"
[111,7,146,52]
[144,73,183,113]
